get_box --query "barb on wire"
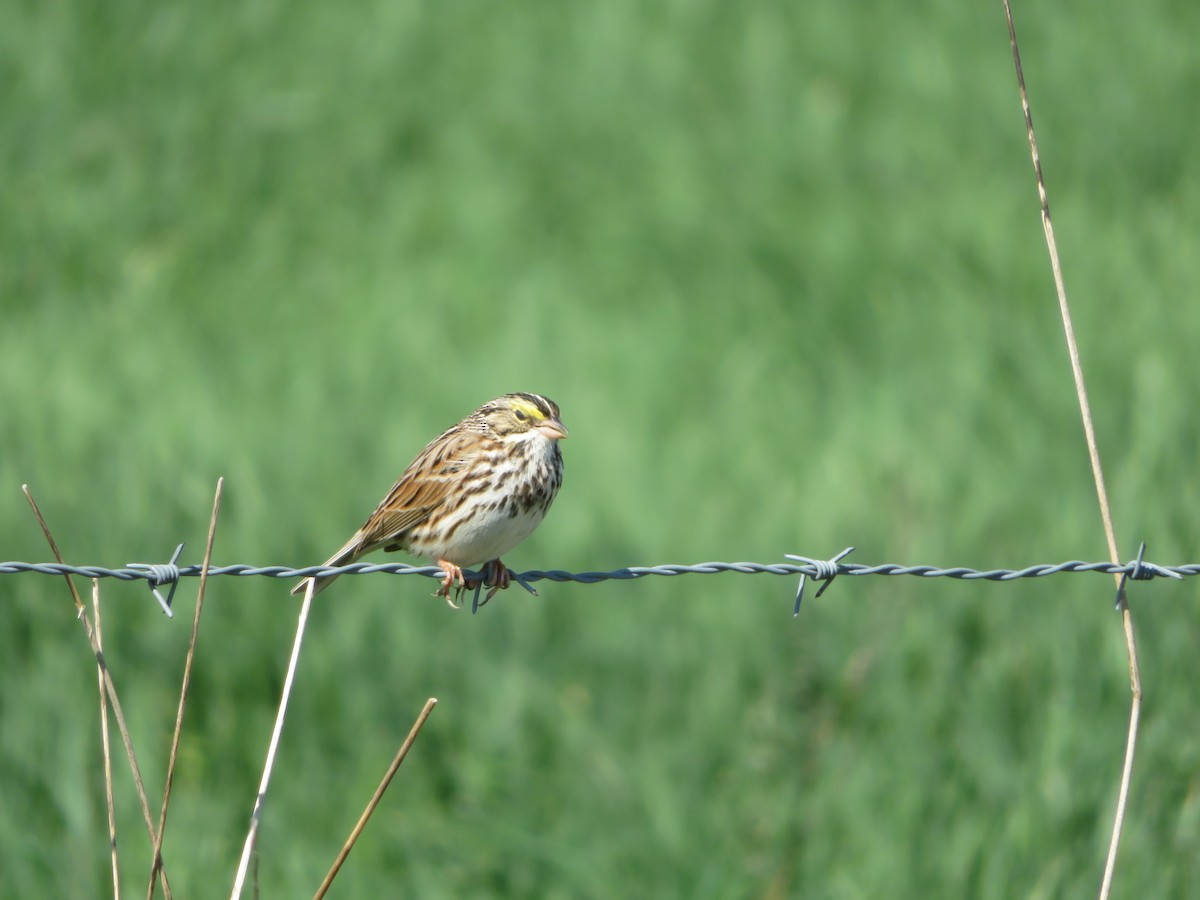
[1113,542,1179,611]
[128,543,185,618]
[788,547,855,615]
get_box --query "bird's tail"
[291,532,365,597]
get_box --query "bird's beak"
[538,418,569,441]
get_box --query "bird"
[293,392,567,605]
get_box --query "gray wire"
[2,556,1195,586]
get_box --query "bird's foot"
[435,560,467,609]
[475,559,511,607]
[436,559,511,609]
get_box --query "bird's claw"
[435,560,466,608]
[475,559,511,607]
[435,559,511,609]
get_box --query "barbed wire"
[2,544,1193,616]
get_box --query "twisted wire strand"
[1,558,1196,587]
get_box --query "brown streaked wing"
[355,427,483,549]
[361,505,434,551]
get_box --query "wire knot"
[1112,541,1180,609]
[1128,542,1149,584]
[786,547,855,616]
[142,562,181,586]
[809,557,840,580]
[128,543,185,618]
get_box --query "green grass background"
[2,0,1198,896]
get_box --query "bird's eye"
[515,409,528,421]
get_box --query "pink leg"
[436,559,467,608]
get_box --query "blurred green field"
[2,0,1198,896]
